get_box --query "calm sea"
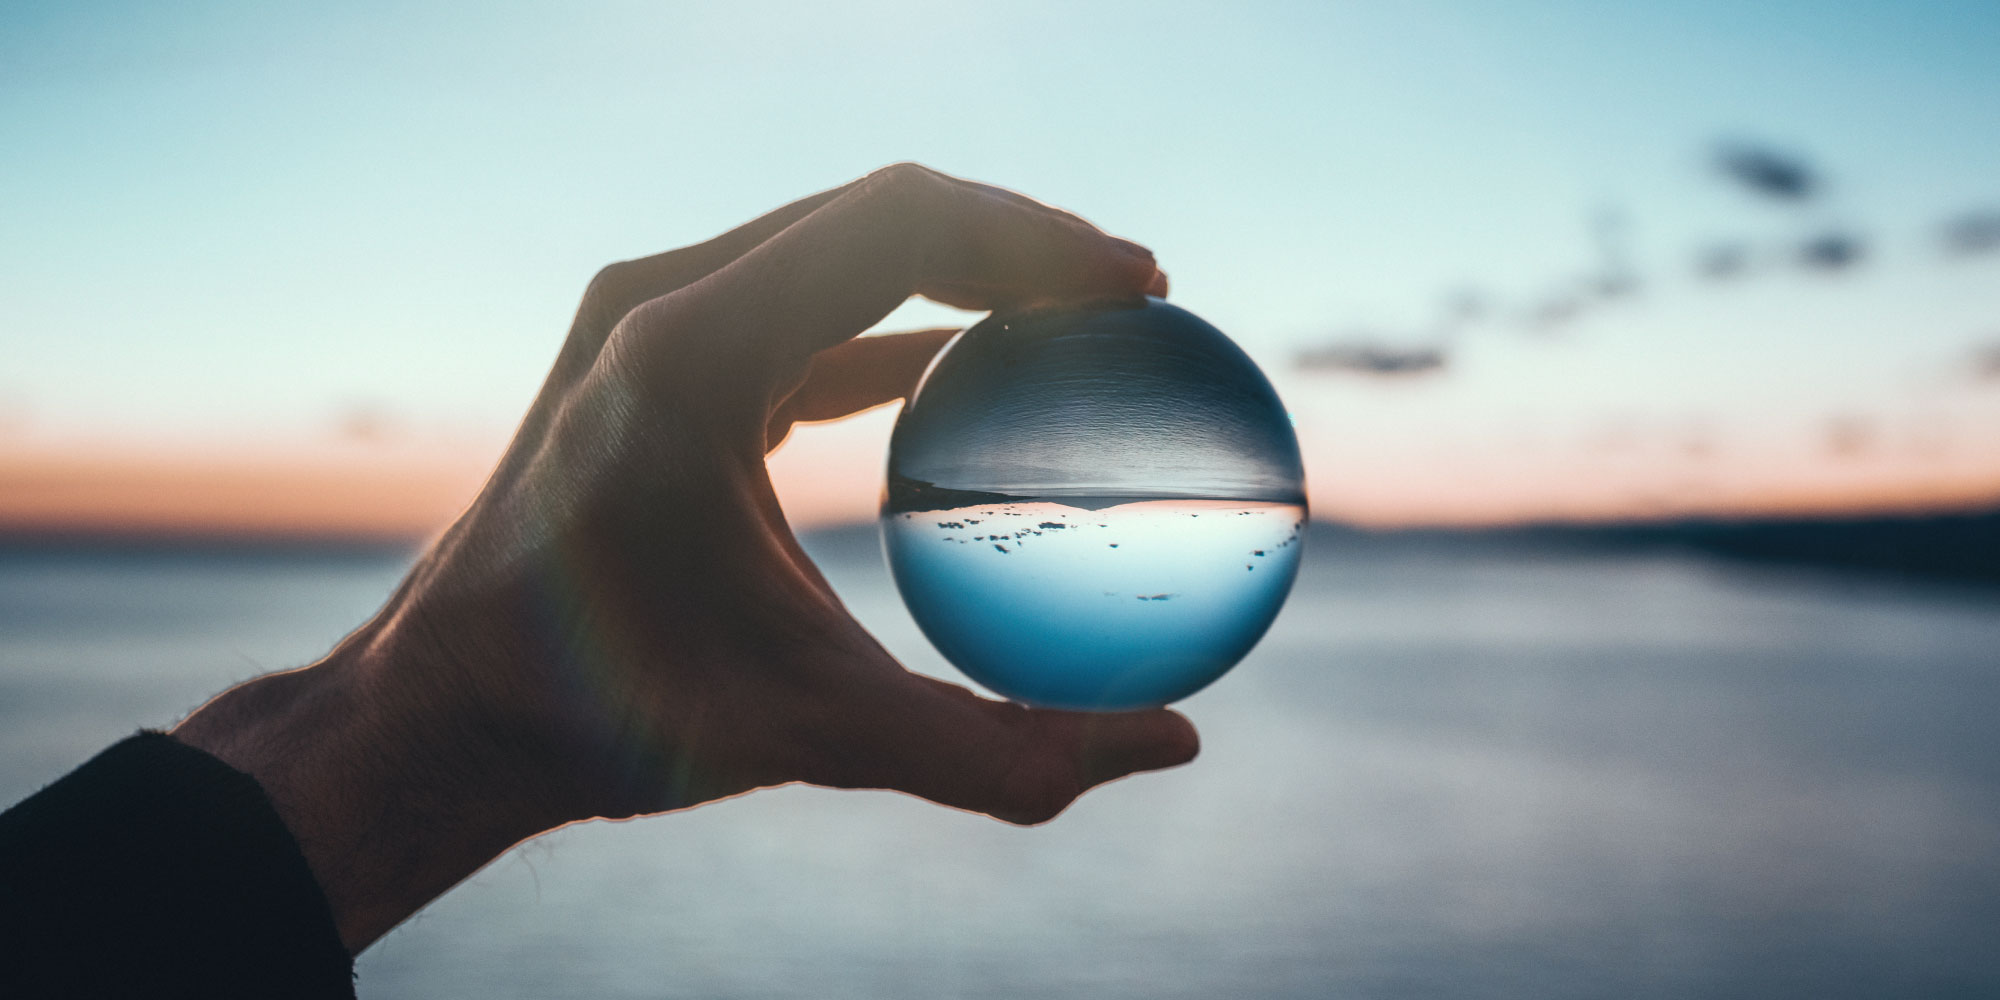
[3,528,1997,998]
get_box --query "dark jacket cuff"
[0,731,355,999]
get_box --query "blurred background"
[4,1,1997,996]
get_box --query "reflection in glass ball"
[882,297,1307,710]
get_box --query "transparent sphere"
[883,297,1307,710]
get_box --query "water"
[884,500,1305,708]
[4,534,1999,998]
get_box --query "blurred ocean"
[3,528,1998,999]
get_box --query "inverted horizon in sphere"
[886,298,1306,508]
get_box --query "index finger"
[630,163,1165,378]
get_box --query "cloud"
[1824,415,1874,459]
[1715,141,1818,201]
[1942,210,2000,256]
[1973,342,2000,382]
[1440,288,1489,325]
[1295,342,1447,377]
[333,401,404,445]
[1521,295,1584,333]
[1587,271,1640,300]
[1695,241,1752,280]
[1799,231,1865,271]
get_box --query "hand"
[172,164,1197,952]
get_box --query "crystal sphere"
[882,297,1307,710]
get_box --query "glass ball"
[882,297,1307,710]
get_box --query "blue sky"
[4,0,1998,522]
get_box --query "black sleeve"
[0,731,356,999]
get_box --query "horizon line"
[6,497,1995,555]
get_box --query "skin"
[171,163,1198,954]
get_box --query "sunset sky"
[4,0,1999,538]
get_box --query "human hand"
[173,164,1196,951]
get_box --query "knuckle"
[868,160,939,188]
[599,297,679,382]
[582,251,699,331]
[860,161,949,218]
[613,294,701,371]
[580,260,642,328]
[612,294,773,409]
[856,162,955,277]
[584,259,635,303]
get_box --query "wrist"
[171,606,573,952]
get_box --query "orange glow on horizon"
[3,412,1997,546]
[0,442,495,544]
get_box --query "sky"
[3,0,1998,535]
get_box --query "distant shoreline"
[0,529,421,560]
[1536,508,2000,586]
[5,505,1995,587]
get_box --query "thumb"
[802,669,1200,825]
